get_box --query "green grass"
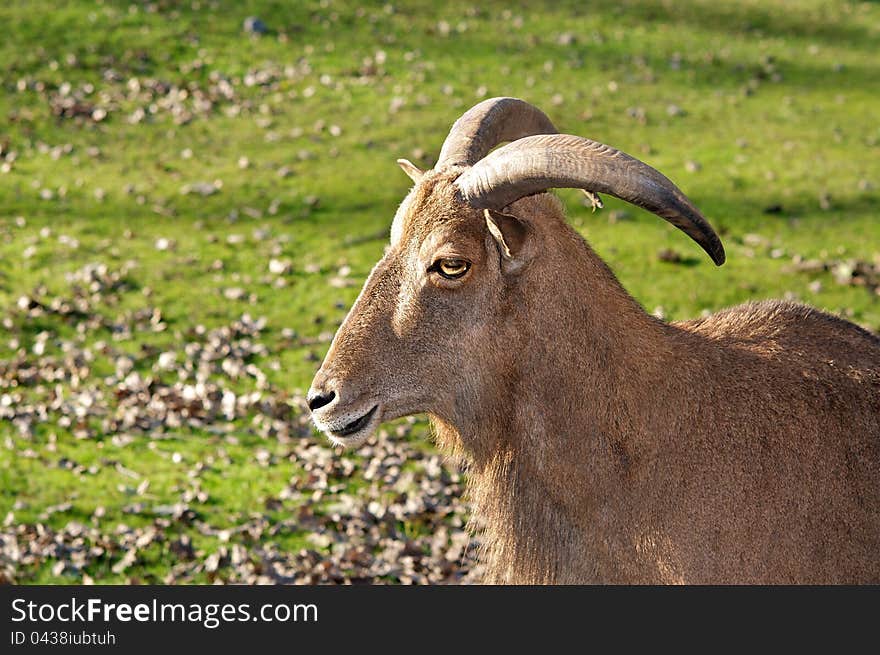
[1,0,878,583]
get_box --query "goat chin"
[326,430,374,449]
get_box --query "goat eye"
[434,258,470,279]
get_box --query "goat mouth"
[330,405,378,439]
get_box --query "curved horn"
[435,97,558,170]
[455,134,725,265]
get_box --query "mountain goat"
[308,97,880,583]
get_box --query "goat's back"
[658,300,880,583]
[682,299,880,366]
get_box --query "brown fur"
[310,171,880,584]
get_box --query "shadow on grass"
[510,0,876,50]
[458,26,879,96]
[704,191,879,229]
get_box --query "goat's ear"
[396,158,424,183]
[484,208,533,274]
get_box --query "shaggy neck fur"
[431,216,681,584]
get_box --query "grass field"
[1,0,878,583]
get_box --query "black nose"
[307,389,336,411]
